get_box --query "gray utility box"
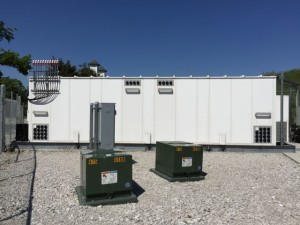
[97,103,115,149]
[90,103,116,150]
[76,150,137,206]
[150,141,207,182]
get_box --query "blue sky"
[1,0,300,85]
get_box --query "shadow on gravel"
[0,171,34,182]
[0,209,28,223]
[14,143,21,163]
[0,143,37,225]
[132,180,145,197]
[13,157,36,164]
[25,143,36,225]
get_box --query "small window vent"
[254,126,271,143]
[124,80,141,86]
[157,80,174,86]
[33,124,48,140]
[255,112,271,119]
[125,88,140,94]
[158,88,173,94]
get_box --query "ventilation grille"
[33,124,48,140]
[124,80,141,86]
[254,126,271,143]
[157,80,174,86]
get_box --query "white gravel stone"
[1,149,300,224]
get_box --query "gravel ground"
[0,149,34,225]
[1,149,300,225]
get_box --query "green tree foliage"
[0,76,27,102]
[58,58,77,77]
[280,69,300,126]
[0,50,32,75]
[0,21,15,42]
[0,21,31,75]
[57,59,96,77]
[283,69,300,84]
[265,69,300,126]
[77,63,96,77]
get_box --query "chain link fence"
[0,85,24,152]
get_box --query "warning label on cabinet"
[182,157,192,167]
[101,170,118,185]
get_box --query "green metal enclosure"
[76,150,137,206]
[150,141,206,182]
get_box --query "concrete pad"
[283,152,300,164]
[287,142,300,151]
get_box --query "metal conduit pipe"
[94,102,100,149]
[89,103,94,149]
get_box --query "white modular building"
[27,75,289,146]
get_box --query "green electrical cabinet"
[76,150,137,206]
[150,141,206,182]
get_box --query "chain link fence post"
[0,85,6,152]
[10,91,13,145]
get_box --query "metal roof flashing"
[29,75,276,80]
